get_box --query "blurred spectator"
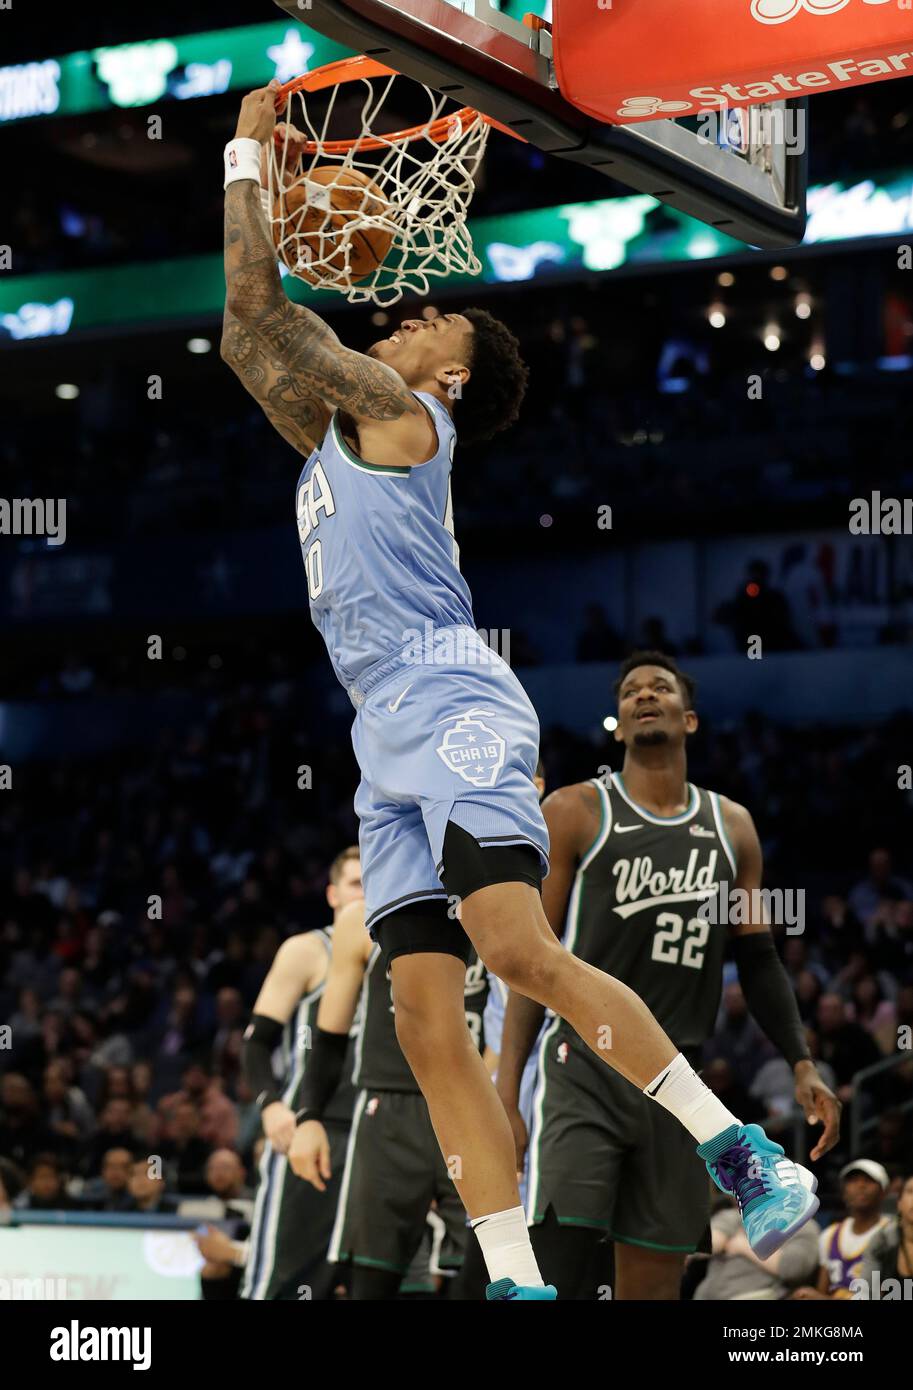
[869,1109,913,1176]
[162,1064,238,1151]
[82,1147,137,1212]
[815,995,881,1102]
[639,617,678,655]
[851,976,898,1056]
[128,1159,177,1215]
[692,1198,819,1300]
[858,1172,913,1292]
[204,1148,251,1208]
[792,1161,890,1299]
[157,1098,212,1195]
[749,1028,837,1135]
[83,1099,140,1176]
[704,983,774,1086]
[715,559,799,652]
[848,849,913,941]
[0,1157,25,1212]
[575,604,622,663]
[12,1154,77,1212]
[780,543,828,649]
[702,1059,765,1127]
[43,1061,95,1155]
[0,1074,56,1169]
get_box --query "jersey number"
[305,540,323,599]
[651,912,709,970]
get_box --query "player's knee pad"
[439,821,542,906]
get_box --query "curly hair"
[451,307,529,446]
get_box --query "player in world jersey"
[288,897,488,1296]
[223,84,824,1298]
[239,848,362,1300]
[497,652,842,1298]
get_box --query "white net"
[269,66,493,307]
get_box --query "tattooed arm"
[224,183,435,466]
[220,307,329,457]
[223,85,434,463]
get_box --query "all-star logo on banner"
[435,708,506,788]
[553,0,913,126]
[751,0,893,26]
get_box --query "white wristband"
[224,138,262,190]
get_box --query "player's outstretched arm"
[223,86,425,433]
[722,797,841,1160]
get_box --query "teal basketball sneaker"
[697,1122,820,1259]
[486,1278,558,1301]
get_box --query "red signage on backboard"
[554,0,913,124]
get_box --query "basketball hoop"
[269,57,522,307]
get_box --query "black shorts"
[328,1089,468,1275]
[242,1119,350,1300]
[526,1028,712,1254]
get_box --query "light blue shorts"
[349,626,549,934]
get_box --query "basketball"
[272,165,394,285]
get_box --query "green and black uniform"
[329,946,488,1278]
[527,772,736,1254]
[242,927,356,1300]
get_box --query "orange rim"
[274,55,526,151]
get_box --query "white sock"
[470,1205,544,1287]
[643,1053,740,1145]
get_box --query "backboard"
[272,0,807,248]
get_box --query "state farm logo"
[751,0,892,25]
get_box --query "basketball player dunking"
[497,653,842,1300]
[223,83,820,1298]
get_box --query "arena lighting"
[186,338,211,354]
[421,305,439,320]
[717,272,735,287]
[709,306,727,328]
[810,352,826,371]
[795,294,812,319]
[764,328,782,351]
[770,265,789,281]
[55,383,79,399]
[746,582,760,598]
[603,716,618,733]
[371,311,389,326]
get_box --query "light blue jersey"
[295,393,474,691]
[294,396,549,933]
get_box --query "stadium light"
[603,716,618,732]
[187,338,211,354]
[55,383,79,399]
[764,328,781,351]
[709,306,726,328]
